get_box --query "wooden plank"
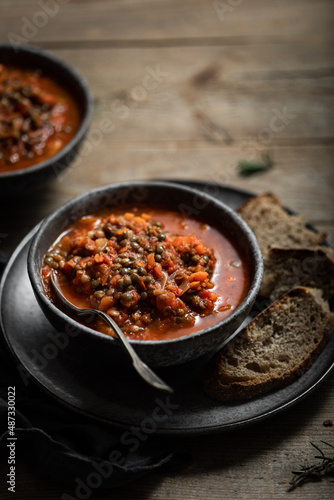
[24,44,334,145]
[2,0,334,44]
[55,144,334,223]
[1,145,333,256]
[1,43,333,246]
[29,42,334,93]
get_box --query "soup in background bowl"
[0,43,92,200]
[0,64,81,173]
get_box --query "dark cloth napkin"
[0,255,188,492]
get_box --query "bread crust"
[260,246,334,301]
[203,287,334,402]
[237,193,326,254]
[236,192,280,215]
[204,194,333,403]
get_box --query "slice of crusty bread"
[203,287,334,402]
[237,193,326,255]
[260,246,334,301]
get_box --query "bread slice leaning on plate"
[237,193,333,302]
[237,193,326,255]
[260,247,334,302]
[203,287,334,402]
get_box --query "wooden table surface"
[1,1,334,499]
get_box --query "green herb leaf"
[238,152,274,176]
[288,441,334,491]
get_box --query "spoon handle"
[50,273,173,393]
[93,310,174,393]
[51,273,174,393]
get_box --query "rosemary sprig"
[238,151,274,176]
[288,441,334,491]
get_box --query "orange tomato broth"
[0,64,81,173]
[41,206,250,340]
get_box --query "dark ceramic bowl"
[28,181,263,367]
[0,44,93,200]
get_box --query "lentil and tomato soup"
[0,64,80,173]
[41,207,249,340]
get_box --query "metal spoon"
[50,273,173,393]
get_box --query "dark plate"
[1,183,333,435]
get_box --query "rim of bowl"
[28,180,264,346]
[0,43,93,179]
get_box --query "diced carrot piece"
[108,215,117,224]
[124,212,135,220]
[94,254,104,263]
[218,304,232,312]
[99,296,115,312]
[84,237,96,252]
[153,265,163,279]
[65,259,77,269]
[172,235,193,252]
[189,281,200,289]
[189,271,208,282]
[147,253,155,269]
[103,254,113,266]
[99,263,110,286]
[111,275,121,286]
[134,216,146,226]
[195,243,205,255]
[201,289,215,299]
